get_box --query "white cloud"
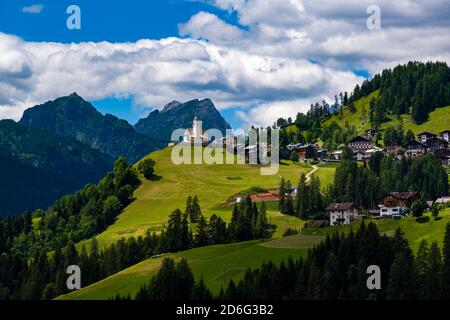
[22,4,44,14]
[1,0,450,127]
[0,32,361,125]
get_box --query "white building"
[183,116,208,144]
[378,192,420,217]
[325,203,358,226]
[435,196,450,204]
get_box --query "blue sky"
[0,0,238,42]
[1,0,448,128]
[0,0,246,127]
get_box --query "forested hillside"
[0,120,113,217]
[20,93,164,163]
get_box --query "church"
[183,116,208,144]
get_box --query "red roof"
[250,193,281,202]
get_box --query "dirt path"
[305,165,318,183]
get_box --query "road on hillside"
[306,165,318,183]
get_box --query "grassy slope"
[304,208,450,253]
[61,209,450,300]
[60,234,324,300]
[88,147,315,248]
[320,90,449,137]
[381,105,450,135]
[322,90,380,133]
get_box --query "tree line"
[326,151,448,209]
[0,194,271,300]
[277,61,450,152]
[350,61,450,124]
[126,222,450,300]
[278,175,324,220]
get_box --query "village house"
[435,196,450,204]
[426,136,448,153]
[439,130,450,143]
[434,149,450,165]
[326,202,358,226]
[378,192,421,217]
[183,116,208,144]
[316,149,328,160]
[404,140,427,157]
[296,144,318,160]
[417,131,436,143]
[347,136,373,152]
[331,150,343,160]
[385,144,401,155]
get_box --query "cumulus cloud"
[22,4,44,14]
[0,32,361,125]
[1,0,450,127]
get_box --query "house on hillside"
[426,137,448,153]
[439,130,450,143]
[404,140,427,157]
[347,136,373,152]
[331,150,343,160]
[183,116,208,144]
[417,131,436,143]
[326,202,359,226]
[435,196,450,204]
[316,149,328,160]
[378,192,421,217]
[385,144,401,155]
[434,149,450,165]
[297,144,318,160]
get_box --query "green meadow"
[87,147,330,248]
[381,105,450,136]
[60,234,324,300]
[304,208,450,253]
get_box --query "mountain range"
[1,94,231,217]
[20,93,165,164]
[135,99,231,141]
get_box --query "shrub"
[411,199,427,218]
[138,158,156,179]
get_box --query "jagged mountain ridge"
[19,93,165,163]
[134,98,232,142]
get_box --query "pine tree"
[296,174,308,219]
[195,215,208,247]
[442,223,450,299]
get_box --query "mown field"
[85,147,335,248]
[304,208,450,253]
[60,234,324,300]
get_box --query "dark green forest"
[0,190,271,299]
[350,61,450,123]
[131,222,450,300]
[0,120,113,217]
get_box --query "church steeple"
[193,116,201,138]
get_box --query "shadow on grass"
[147,174,162,181]
[415,216,430,223]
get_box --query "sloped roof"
[325,202,356,211]
[348,136,371,143]
[404,140,427,148]
[379,192,419,201]
[425,137,448,145]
